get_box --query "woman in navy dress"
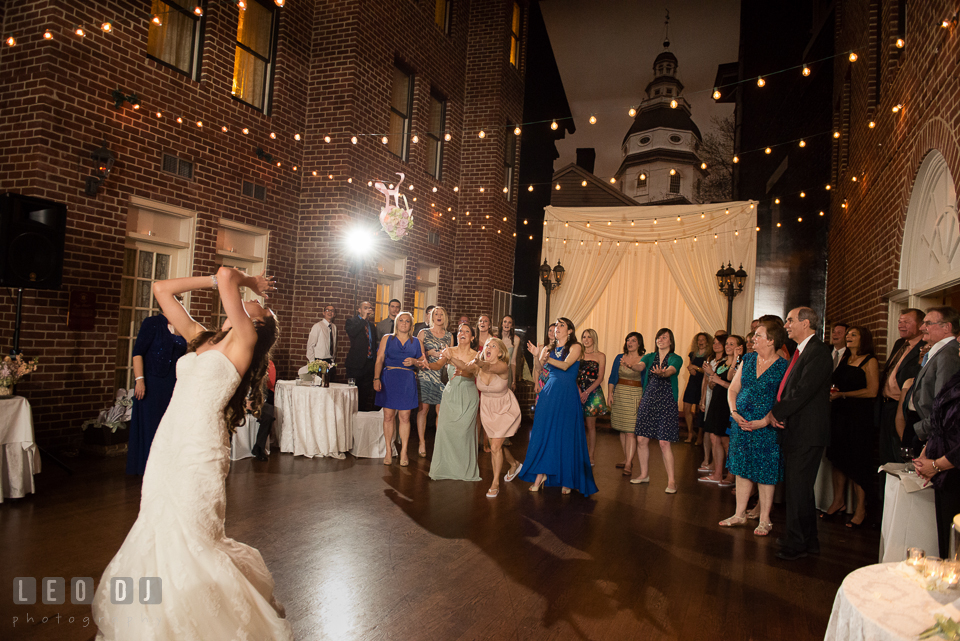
[126,313,187,475]
[683,332,711,443]
[374,311,423,466]
[519,317,598,496]
[721,321,789,536]
[633,328,685,493]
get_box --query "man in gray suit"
[902,306,960,454]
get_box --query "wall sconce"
[111,89,140,109]
[85,140,115,196]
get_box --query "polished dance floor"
[2,420,878,640]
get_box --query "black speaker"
[0,193,67,290]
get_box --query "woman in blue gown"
[374,312,423,466]
[126,313,187,475]
[720,320,789,537]
[519,317,598,496]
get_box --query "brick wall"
[828,0,960,357]
[0,0,526,447]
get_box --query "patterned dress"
[635,351,683,442]
[417,328,452,405]
[578,358,609,417]
[727,352,789,485]
[610,358,643,433]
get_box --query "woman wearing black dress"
[682,333,711,443]
[823,326,879,527]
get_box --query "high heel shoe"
[418,449,427,458]
[820,503,846,520]
[845,515,866,529]
[529,476,546,492]
[561,487,571,495]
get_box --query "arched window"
[669,174,681,194]
[637,173,648,189]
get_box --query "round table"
[824,562,960,641]
[275,381,358,459]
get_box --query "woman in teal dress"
[633,328,685,493]
[519,317,598,495]
[720,321,789,537]
[425,323,482,482]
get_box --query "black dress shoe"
[775,547,808,561]
[251,445,268,462]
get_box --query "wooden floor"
[2,421,879,641]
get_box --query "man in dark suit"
[346,301,379,412]
[902,306,960,454]
[878,308,925,465]
[770,306,834,561]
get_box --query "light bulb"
[194,6,203,16]
[669,168,676,176]
[324,135,331,143]
[75,25,86,36]
[701,162,707,170]
[101,21,112,32]
[868,121,876,128]
[800,191,806,197]
[609,178,616,184]
[412,135,418,143]
[348,178,352,183]
[479,187,485,192]
[444,132,451,141]
[833,131,841,138]
[4,35,14,46]
[757,77,765,87]
[312,171,317,176]
[155,111,162,118]
[588,114,596,124]
[527,185,533,191]
[798,217,803,222]
[555,184,561,190]
[628,107,637,117]
[777,222,782,227]
[523,219,528,225]
[639,173,646,181]
[176,117,183,124]
[733,156,739,163]
[550,120,558,130]
[774,198,780,204]
[502,187,508,193]
[293,166,298,171]
[849,52,858,62]
[351,136,357,144]
[431,186,437,192]
[581,180,587,187]
[712,89,721,100]
[825,184,831,190]
[43,30,53,40]
[514,126,521,135]
[238,0,246,8]
[819,211,825,216]
[799,139,806,147]
[196,120,203,127]
[453,186,459,192]
[478,130,485,138]
[381,136,388,144]
[242,128,249,134]
[670,99,678,109]
[268,132,275,139]
[221,126,228,132]
[151,15,162,26]
[275,0,285,6]
[892,104,902,113]
[765,147,772,154]
[851,176,857,182]
[294,133,301,141]
[802,66,811,76]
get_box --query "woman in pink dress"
[474,337,522,498]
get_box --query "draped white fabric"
[0,396,40,502]
[275,382,358,459]
[536,201,757,396]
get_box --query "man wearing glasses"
[902,306,960,455]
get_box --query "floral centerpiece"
[374,172,414,241]
[0,354,39,396]
[307,360,335,387]
[82,389,135,433]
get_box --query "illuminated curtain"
[233,1,272,109]
[147,0,195,73]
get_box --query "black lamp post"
[716,262,747,334]
[539,259,565,341]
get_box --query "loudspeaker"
[0,193,67,290]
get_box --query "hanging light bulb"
[527,185,533,191]
[799,139,806,147]
[825,184,832,190]
[639,173,646,181]
[221,126,228,132]
[444,132,452,141]
[733,156,739,163]
[151,15,162,26]
[412,134,419,143]
[324,135,331,143]
[176,117,183,124]
[75,25,86,36]
[194,6,203,16]
[892,103,903,113]
[712,89,721,100]
[896,38,905,48]
[502,187,508,193]
[479,187,485,193]
[4,35,15,46]
[294,133,301,141]
[609,177,616,184]
[381,136,388,144]
[238,0,246,8]
[819,211,825,216]
[851,175,857,182]
[848,52,858,62]
[670,99,678,109]
[800,191,806,197]
[312,171,317,176]
[514,126,521,135]
[777,222,782,228]
[798,217,803,222]
[628,107,637,117]
[774,198,780,204]
[293,166,298,171]
[802,65,811,76]
[588,114,597,124]
[155,110,162,118]
[765,147,772,154]
[555,184,561,190]
[351,136,358,144]
[43,29,53,40]
[868,120,876,128]
[550,120,558,130]
[453,186,459,192]
[275,0,285,6]
[669,168,676,176]
[478,130,485,138]
[101,21,112,32]
[701,162,707,170]
[581,180,587,187]
[757,77,765,87]
[833,131,841,138]
[242,128,249,134]
[196,120,203,127]
[432,186,437,192]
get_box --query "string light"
[555,184,561,190]
[765,147,772,154]
[628,107,637,117]
[478,130,485,138]
[194,6,203,16]
[670,99,678,109]
[155,110,162,118]
[848,52,858,62]
[351,136,358,144]
[669,168,676,176]
[802,65,811,76]
[381,136,388,144]
[798,217,803,222]
[757,77,765,87]
[221,126,228,132]
[868,120,876,128]
[825,184,831,190]
[294,133,301,141]
[774,198,780,204]
[412,134,419,143]
[523,219,528,224]
[453,186,459,192]
[588,115,597,124]
[444,132,452,141]
[550,120,558,130]
[275,0,285,6]
[892,103,902,113]
[151,15,162,26]
[609,178,616,184]
[5,35,14,46]
[896,38,905,48]
[833,131,841,138]
[800,191,806,197]
[819,211,825,216]
[196,120,203,127]
[243,128,249,134]
[514,126,521,135]
[312,171,317,176]
[799,139,806,147]
[701,162,707,170]
[528,185,533,191]
[581,180,587,186]
[712,89,721,100]
[75,25,86,36]
[101,21,112,32]
[639,173,646,181]
[733,156,739,163]
[851,175,857,182]
[323,135,331,143]
[43,30,53,40]
[432,186,437,192]
[176,117,183,124]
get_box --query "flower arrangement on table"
[374,172,414,241]
[308,360,335,375]
[82,389,135,433]
[0,354,39,394]
[921,614,960,639]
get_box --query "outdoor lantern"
[734,264,747,293]
[553,260,565,286]
[85,141,115,196]
[715,263,731,292]
[539,259,552,286]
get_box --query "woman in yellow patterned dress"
[607,332,645,477]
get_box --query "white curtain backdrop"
[536,201,757,398]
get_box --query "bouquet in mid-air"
[374,172,414,241]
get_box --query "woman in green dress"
[424,323,481,482]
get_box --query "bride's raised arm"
[152,275,217,343]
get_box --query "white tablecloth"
[275,381,357,459]
[350,410,388,458]
[0,396,41,502]
[230,414,271,461]
[825,563,960,641]
[879,471,939,562]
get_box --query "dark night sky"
[540,0,740,180]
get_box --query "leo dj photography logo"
[13,577,162,605]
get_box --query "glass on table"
[940,561,960,588]
[923,556,943,581]
[906,547,926,570]
[347,378,356,387]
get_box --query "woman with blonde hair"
[93,267,292,640]
[683,332,711,444]
[416,306,452,457]
[579,328,608,466]
[475,337,523,497]
[374,311,423,466]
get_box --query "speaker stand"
[10,288,73,475]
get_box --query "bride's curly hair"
[187,315,279,434]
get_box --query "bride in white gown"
[92,266,293,640]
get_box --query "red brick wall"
[0,0,525,447]
[828,0,960,356]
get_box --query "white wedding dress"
[92,350,293,640]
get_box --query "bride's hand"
[249,272,275,298]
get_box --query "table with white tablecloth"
[275,381,357,459]
[825,562,960,641]
[879,468,938,562]
[0,396,41,502]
